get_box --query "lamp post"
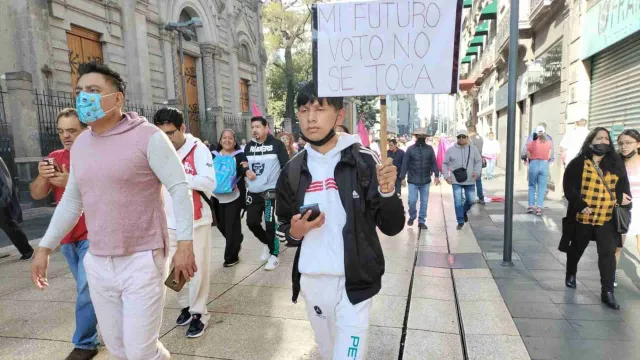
[164,17,203,133]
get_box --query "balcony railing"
[496,1,532,52]
[468,38,496,80]
[530,0,555,25]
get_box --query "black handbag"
[593,162,630,234]
[453,147,471,183]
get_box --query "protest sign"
[312,0,463,97]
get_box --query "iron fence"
[0,88,16,176]
[222,114,246,142]
[34,90,75,156]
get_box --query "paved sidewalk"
[469,176,640,360]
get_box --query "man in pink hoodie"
[30,62,196,360]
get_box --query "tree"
[263,0,311,122]
[266,44,312,120]
[353,96,380,129]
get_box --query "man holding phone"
[276,81,405,360]
[29,108,99,360]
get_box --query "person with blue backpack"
[212,129,249,267]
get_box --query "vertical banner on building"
[312,0,463,97]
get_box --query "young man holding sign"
[275,82,405,360]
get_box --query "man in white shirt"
[559,118,589,167]
[154,108,216,338]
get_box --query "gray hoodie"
[442,143,483,186]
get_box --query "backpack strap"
[287,150,306,206]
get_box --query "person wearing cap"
[521,122,555,163]
[560,118,589,167]
[400,128,440,229]
[387,138,406,195]
[442,129,483,230]
[526,126,553,216]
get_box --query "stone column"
[171,37,182,103]
[200,43,217,143]
[122,0,152,104]
[213,106,225,141]
[5,72,42,206]
[161,29,177,100]
[212,45,226,111]
[243,112,253,142]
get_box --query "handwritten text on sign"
[315,0,460,97]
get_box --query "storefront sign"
[495,73,528,111]
[528,41,562,94]
[581,0,640,59]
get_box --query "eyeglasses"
[618,141,638,147]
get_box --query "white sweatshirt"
[298,134,360,276]
[163,134,216,230]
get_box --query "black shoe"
[418,223,428,230]
[601,292,620,310]
[456,224,464,230]
[223,259,239,267]
[20,249,34,261]
[187,314,207,338]
[565,274,577,289]
[176,307,191,326]
[65,348,98,360]
[407,219,415,226]
[464,213,469,223]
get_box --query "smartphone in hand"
[44,158,61,172]
[299,203,321,222]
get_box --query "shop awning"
[475,21,489,36]
[459,79,476,91]
[480,0,498,20]
[461,56,472,64]
[463,0,472,8]
[469,36,484,47]
[466,46,480,56]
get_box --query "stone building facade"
[1,0,268,140]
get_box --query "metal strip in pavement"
[416,251,488,269]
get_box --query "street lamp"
[165,17,203,132]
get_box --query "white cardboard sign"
[313,0,462,97]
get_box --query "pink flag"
[252,100,262,117]
[357,119,370,147]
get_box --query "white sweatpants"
[167,225,212,320]
[300,274,373,360]
[84,249,170,360]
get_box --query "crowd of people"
[2,60,632,360]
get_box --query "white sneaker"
[264,255,279,271]
[260,245,270,262]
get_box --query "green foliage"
[266,45,312,119]
[353,96,380,129]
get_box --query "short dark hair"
[217,129,240,151]
[251,116,268,127]
[153,107,184,128]
[336,125,350,134]
[56,108,87,128]
[77,61,126,95]
[389,139,398,145]
[296,81,344,110]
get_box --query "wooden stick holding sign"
[379,95,387,162]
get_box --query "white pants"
[84,249,169,360]
[300,274,372,360]
[167,225,211,320]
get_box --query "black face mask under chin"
[302,128,336,147]
[622,150,637,159]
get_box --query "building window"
[66,25,103,90]
[239,44,251,63]
[240,79,250,113]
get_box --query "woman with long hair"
[615,129,640,286]
[561,127,631,309]
[213,129,249,267]
[278,132,297,159]
[526,126,553,216]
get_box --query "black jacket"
[560,155,631,251]
[275,145,405,305]
[400,141,439,184]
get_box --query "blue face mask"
[75,92,117,124]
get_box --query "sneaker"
[418,223,428,230]
[20,249,34,261]
[456,224,464,230]
[527,207,535,214]
[407,219,415,226]
[176,307,191,326]
[535,208,543,217]
[186,314,207,338]
[65,348,99,360]
[223,259,239,268]
[478,199,485,205]
[260,245,270,262]
[264,255,279,271]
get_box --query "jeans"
[528,160,549,208]
[485,159,496,178]
[452,184,475,225]
[60,240,99,350]
[476,177,484,201]
[408,183,430,224]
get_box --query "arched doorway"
[178,8,201,138]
